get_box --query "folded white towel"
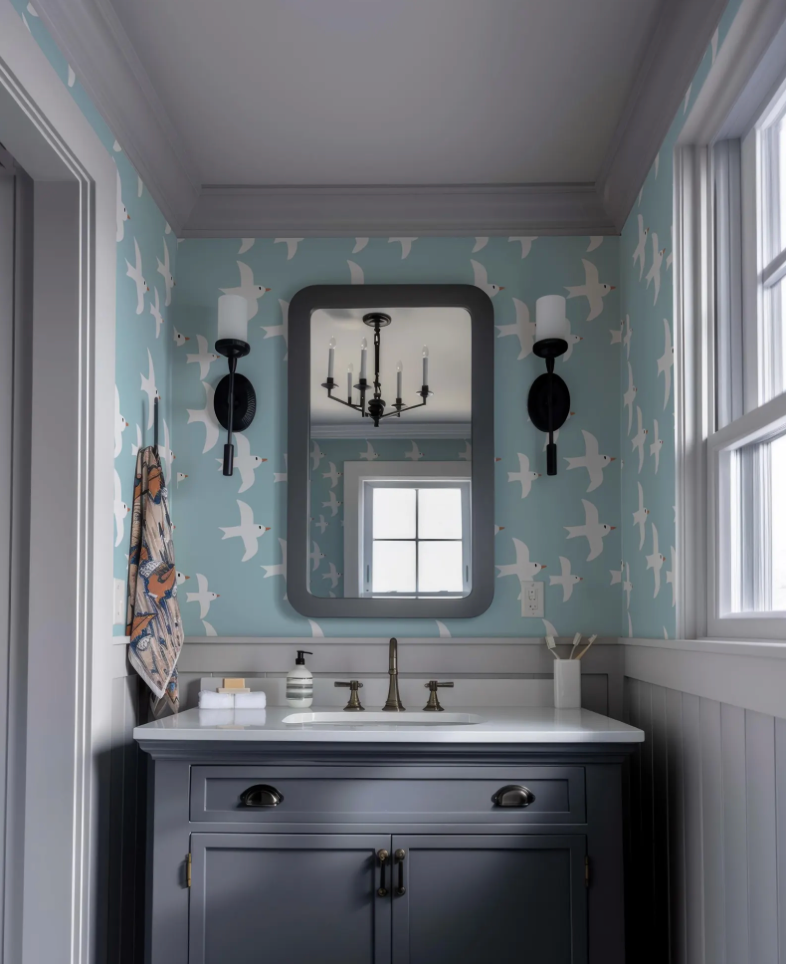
[199,690,234,709]
[234,691,267,709]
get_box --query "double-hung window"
[706,79,786,636]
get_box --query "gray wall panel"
[700,698,724,964]
[745,710,777,964]
[721,703,748,964]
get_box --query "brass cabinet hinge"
[186,852,192,888]
[585,855,589,888]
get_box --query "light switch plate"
[113,578,126,625]
[521,580,544,618]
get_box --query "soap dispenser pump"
[286,650,314,708]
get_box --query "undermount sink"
[282,711,485,726]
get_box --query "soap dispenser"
[286,650,314,708]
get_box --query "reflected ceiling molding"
[310,422,472,440]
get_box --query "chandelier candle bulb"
[535,294,569,343]
[360,338,368,381]
[397,361,403,399]
[327,337,336,380]
[217,294,249,343]
[347,363,353,401]
[422,345,429,385]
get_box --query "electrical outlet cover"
[113,578,126,625]
[521,580,544,618]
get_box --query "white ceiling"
[310,307,471,426]
[106,0,663,187]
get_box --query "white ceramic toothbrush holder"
[553,659,581,709]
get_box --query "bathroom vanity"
[135,706,642,964]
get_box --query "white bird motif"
[549,556,583,602]
[187,381,220,453]
[359,441,378,461]
[623,562,633,610]
[352,238,368,254]
[308,619,324,638]
[274,238,304,260]
[471,259,504,297]
[587,236,603,252]
[610,323,623,345]
[187,334,220,380]
[565,259,615,321]
[565,499,615,561]
[472,238,488,253]
[174,328,189,347]
[405,442,423,461]
[650,420,663,473]
[238,239,255,255]
[610,561,623,585]
[311,442,325,471]
[262,300,289,359]
[125,237,148,314]
[564,430,615,492]
[116,169,129,242]
[666,546,676,607]
[219,500,270,562]
[114,386,128,458]
[658,318,674,408]
[646,524,666,597]
[322,461,343,487]
[177,472,188,486]
[508,453,540,499]
[633,215,649,280]
[633,482,649,549]
[322,562,342,589]
[186,573,219,619]
[176,571,189,585]
[113,469,129,548]
[274,454,288,484]
[562,319,583,362]
[218,433,267,494]
[140,350,160,429]
[347,260,365,285]
[149,286,164,338]
[389,237,417,259]
[322,490,342,517]
[309,541,325,572]
[508,237,537,259]
[202,620,217,637]
[156,239,175,307]
[623,361,637,434]
[496,298,535,360]
[543,619,560,639]
[436,620,452,638]
[623,314,632,358]
[458,440,472,461]
[631,406,648,473]
[220,261,270,320]
[262,538,287,581]
[645,233,665,305]
[496,538,547,583]
[313,515,328,535]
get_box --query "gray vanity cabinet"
[391,835,587,964]
[187,833,391,964]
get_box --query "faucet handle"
[423,680,454,711]
[334,680,364,712]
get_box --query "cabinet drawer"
[189,765,586,826]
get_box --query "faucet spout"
[382,637,405,711]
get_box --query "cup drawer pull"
[492,785,535,808]
[239,784,284,808]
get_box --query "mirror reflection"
[308,306,472,599]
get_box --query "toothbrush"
[576,635,598,660]
[569,633,582,660]
[545,635,560,659]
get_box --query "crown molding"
[311,422,472,439]
[32,0,200,233]
[596,0,730,233]
[181,182,615,237]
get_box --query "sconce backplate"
[527,373,571,434]
[214,373,257,432]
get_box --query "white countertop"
[133,706,644,744]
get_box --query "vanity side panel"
[585,763,625,964]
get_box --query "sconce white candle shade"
[218,294,249,343]
[535,294,569,343]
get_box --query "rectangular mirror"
[287,285,494,618]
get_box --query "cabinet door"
[188,834,391,964]
[391,834,587,964]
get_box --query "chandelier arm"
[325,391,365,414]
[378,398,429,419]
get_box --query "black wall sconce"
[527,294,571,477]
[214,294,256,476]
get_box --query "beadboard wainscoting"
[623,642,786,964]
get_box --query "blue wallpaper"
[618,0,743,639]
[172,236,621,638]
[10,0,177,635]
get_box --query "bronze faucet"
[382,637,405,711]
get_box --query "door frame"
[0,5,117,963]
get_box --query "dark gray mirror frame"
[287,283,495,619]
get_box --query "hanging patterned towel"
[126,446,183,712]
